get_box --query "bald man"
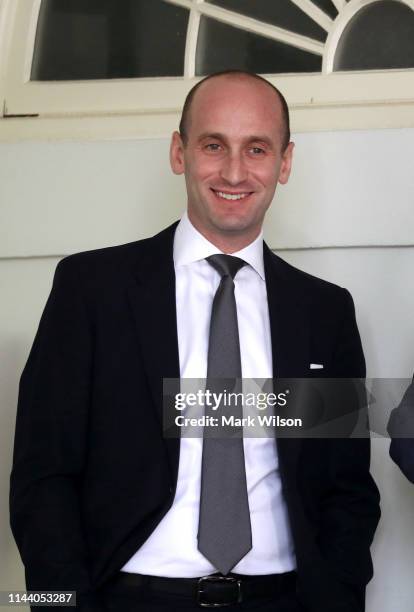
[11,71,380,612]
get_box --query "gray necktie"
[197,254,252,575]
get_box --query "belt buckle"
[197,575,242,608]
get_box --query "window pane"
[31,0,189,80]
[196,16,322,76]
[334,0,414,71]
[311,0,338,20]
[207,0,328,42]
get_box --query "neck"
[187,214,261,254]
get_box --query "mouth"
[211,189,253,202]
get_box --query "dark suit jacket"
[10,222,380,612]
[388,376,414,483]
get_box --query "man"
[10,71,380,611]
[388,375,414,482]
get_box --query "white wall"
[1,129,413,257]
[1,128,414,611]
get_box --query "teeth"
[216,191,249,201]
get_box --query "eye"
[250,146,265,155]
[205,143,222,152]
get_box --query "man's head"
[179,70,291,152]
[170,70,294,252]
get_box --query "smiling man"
[10,71,380,612]
[170,72,293,253]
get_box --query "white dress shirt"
[121,213,296,577]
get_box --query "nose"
[220,152,248,185]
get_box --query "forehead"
[188,76,282,142]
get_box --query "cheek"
[248,158,280,183]
[192,155,222,179]
[255,167,280,189]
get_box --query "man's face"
[170,75,294,250]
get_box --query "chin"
[211,216,255,234]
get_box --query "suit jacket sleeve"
[10,257,103,611]
[388,376,414,483]
[298,289,380,612]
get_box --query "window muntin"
[307,0,338,20]
[206,0,328,42]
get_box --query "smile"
[212,190,251,201]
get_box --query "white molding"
[24,0,41,82]
[3,68,414,116]
[2,69,414,119]
[290,0,333,32]
[0,0,18,110]
[323,0,414,73]
[1,94,413,142]
[167,0,324,55]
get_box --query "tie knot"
[206,254,245,280]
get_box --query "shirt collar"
[173,212,265,280]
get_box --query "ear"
[278,141,294,185]
[170,131,185,175]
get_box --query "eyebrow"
[198,132,275,148]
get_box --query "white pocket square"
[310,363,324,369]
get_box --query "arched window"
[1,0,413,139]
[29,0,414,78]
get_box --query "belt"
[109,570,296,608]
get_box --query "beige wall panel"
[264,128,414,250]
[0,257,59,612]
[1,129,413,258]
[0,139,186,258]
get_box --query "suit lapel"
[127,223,181,481]
[264,244,309,487]
[264,245,309,379]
